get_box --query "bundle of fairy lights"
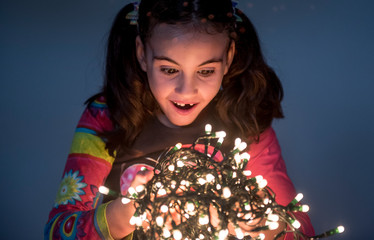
[100,124,344,240]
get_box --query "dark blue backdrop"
[1,0,373,239]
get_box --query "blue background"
[1,0,373,239]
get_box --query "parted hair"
[88,0,284,156]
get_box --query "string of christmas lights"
[99,124,344,240]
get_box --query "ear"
[135,35,147,71]
[224,40,236,75]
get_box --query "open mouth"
[172,101,196,110]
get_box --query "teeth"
[174,102,194,107]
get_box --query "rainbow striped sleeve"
[45,96,130,240]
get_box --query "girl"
[45,0,314,239]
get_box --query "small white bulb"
[292,220,301,229]
[156,216,164,227]
[168,164,175,172]
[235,228,244,239]
[173,230,182,240]
[235,138,242,147]
[239,142,247,151]
[216,184,222,190]
[255,175,263,183]
[177,160,184,167]
[295,193,304,202]
[222,187,231,198]
[163,228,171,238]
[267,214,279,222]
[337,226,345,233]
[175,143,182,149]
[218,137,224,144]
[215,131,226,138]
[186,202,195,212]
[128,187,136,196]
[205,124,212,133]
[241,152,250,160]
[258,233,265,240]
[198,178,207,185]
[234,154,242,164]
[199,215,209,225]
[258,179,268,189]
[158,188,167,196]
[268,221,279,230]
[218,229,228,240]
[129,216,137,226]
[160,205,168,213]
[199,233,205,239]
[206,173,215,182]
[99,186,110,195]
[243,170,252,176]
[135,185,145,193]
[121,197,131,204]
[155,182,162,188]
[301,205,310,212]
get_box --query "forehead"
[146,23,230,57]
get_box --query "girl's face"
[136,24,235,127]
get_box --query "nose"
[175,73,198,95]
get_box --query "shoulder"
[78,95,114,133]
[247,127,280,159]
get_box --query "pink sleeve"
[245,128,315,238]
[44,97,124,240]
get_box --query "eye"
[161,67,179,75]
[198,69,215,77]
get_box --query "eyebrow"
[153,56,223,67]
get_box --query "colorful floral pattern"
[55,170,87,207]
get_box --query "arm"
[245,127,315,239]
[44,97,132,240]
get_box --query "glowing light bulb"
[158,188,167,196]
[267,214,279,222]
[292,220,301,229]
[135,185,145,193]
[160,205,168,213]
[205,124,212,134]
[295,193,303,202]
[129,216,138,226]
[239,142,247,151]
[337,226,345,233]
[268,222,279,230]
[175,143,182,149]
[243,170,252,176]
[155,182,162,188]
[235,138,242,147]
[206,173,215,182]
[216,184,222,190]
[163,228,171,238]
[198,178,207,185]
[99,186,109,195]
[199,233,205,239]
[177,160,184,167]
[218,137,224,144]
[258,233,265,240]
[215,131,226,138]
[128,187,136,195]
[199,215,209,225]
[241,152,250,161]
[186,202,195,212]
[168,164,175,171]
[218,229,228,240]
[156,216,164,227]
[258,179,268,189]
[235,228,244,239]
[222,187,231,198]
[121,197,131,204]
[255,175,263,183]
[301,205,310,212]
[173,230,182,240]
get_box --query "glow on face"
[137,24,234,127]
